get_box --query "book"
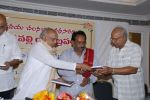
[0,64,6,69]
[92,65,102,69]
[51,78,74,87]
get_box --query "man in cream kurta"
[13,28,91,99]
[93,26,145,100]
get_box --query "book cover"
[51,78,74,87]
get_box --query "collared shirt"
[58,48,97,98]
[13,41,76,99]
[107,40,145,100]
[0,32,22,92]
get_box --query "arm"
[5,59,23,69]
[111,45,142,75]
[98,45,142,75]
[30,43,91,71]
[57,51,75,76]
[100,66,138,75]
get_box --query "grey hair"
[115,26,128,38]
[40,27,55,39]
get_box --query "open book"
[51,78,74,87]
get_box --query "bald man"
[93,26,145,100]
[0,14,22,99]
[13,28,92,99]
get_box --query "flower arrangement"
[57,92,72,100]
[76,92,90,100]
[83,23,93,32]
[33,90,55,100]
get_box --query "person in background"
[93,26,145,100]
[13,28,91,99]
[58,30,97,99]
[0,13,23,99]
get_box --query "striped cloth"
[107,40,145,100]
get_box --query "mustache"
[80,46,85,50]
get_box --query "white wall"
[129,25,150,92]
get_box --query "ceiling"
[14,0,150,16]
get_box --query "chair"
[93,81,113,100]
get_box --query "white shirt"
[0,32,22,92]
[58,48,97,98]
[107,40,145,100]
[13,42,76,99]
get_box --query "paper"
[0,63,6,66]
[92,65,102,69]
[0,64,6,69]
[51,78,74,87]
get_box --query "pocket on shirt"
[122,57,131,64]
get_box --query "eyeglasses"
[47,36,58,41]
[110,36,122,42]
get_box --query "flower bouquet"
[57,92,72,100]
[33,90,55,100]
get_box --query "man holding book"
[58,30,98,99]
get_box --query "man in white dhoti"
[13,28,91,100]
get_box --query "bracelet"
[112,68,114,74]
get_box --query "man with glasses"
[0,13,23,99]
[93,26,145,100]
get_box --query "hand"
[80,77,90,87]
[92,68,103,77]
[100,66,113,75]
[7,59,23,69]
[92,67,112,80]
[0,62,10,71]
[76,69,84,74]
[76,63,91,72]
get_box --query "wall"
[129,25,150,92]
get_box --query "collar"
[71,47,86,56]
[41,40,57,55]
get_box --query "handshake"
[76,64,113,76]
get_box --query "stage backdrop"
[0,11,95,83]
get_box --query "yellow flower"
[33,90,55,100]
[79,92,90,100]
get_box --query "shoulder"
[61,48,72,55]
[5,32,16,40]
[128,41,141,50]
[31,42,44,49]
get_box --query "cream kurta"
[107,40,145,100]
[13,42,76,100]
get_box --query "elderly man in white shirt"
[93,26,145,100]
[0,14,23,99]
[58,31,97,99]
[13,28,91,100]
